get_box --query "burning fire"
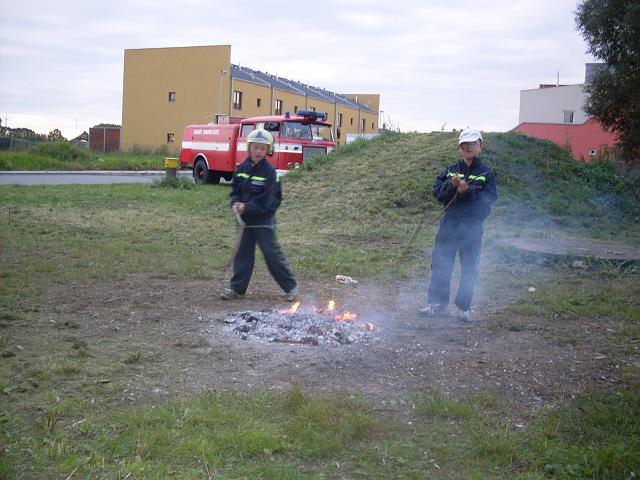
[334,312,357,322]
[279,301,300,314]
[279,300,374,331]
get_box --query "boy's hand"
[457,180,469,194]
[451,175,461,188]
[233,203,245,215]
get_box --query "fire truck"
[179,110,336,184]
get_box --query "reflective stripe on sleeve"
[445,172,486,182]
[235,172,269,182]
[468,175,486,182]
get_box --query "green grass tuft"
[150,175,195,189]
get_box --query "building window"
[337,113,343,127]
[275,99,283,115]
[563,110,574,123]
[350,118,353,126]
[257,98,261,107]
[309,106,316,112]
[361,118,366,131]
[168,91,176,102]
[167,133,175,143]
[372,122,375,130]
[233,91,242,110]
[294,106,298,113]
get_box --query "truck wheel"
[193,159,212,185]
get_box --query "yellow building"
[121,45,379,152]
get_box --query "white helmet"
[247,128,274,146]
[458,128,483,145]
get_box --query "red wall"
[513,118,618,161]
[90,127,121,152]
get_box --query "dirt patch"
[5,265,637,420]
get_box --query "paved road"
[0,171,194,185]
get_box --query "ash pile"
[223,302,377,346]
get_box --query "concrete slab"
[499,237,640,262]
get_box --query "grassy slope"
[287,130,640,234]
[280,131,639,278]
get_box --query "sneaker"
[220,288,242,300]
[286,286,298,302]
[418,304,444,317]
[457,308,472,323]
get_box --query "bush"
[35,142,94,163]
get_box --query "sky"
[0,0,595,140]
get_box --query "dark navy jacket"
[433,156,497,223]
[230,157,282,225]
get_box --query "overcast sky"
[0,0,594,139]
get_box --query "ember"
[224,302,377,346]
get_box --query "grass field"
[1,132,639,479]
[2,384,638,478]
[0,142,166,171]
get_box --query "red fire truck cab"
[179,110,335,184]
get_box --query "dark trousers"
[427,218,484,311]
[230,219,297,295]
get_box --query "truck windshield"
[281,122,312,140]
[311,124,334,142]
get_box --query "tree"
[72,131,89,142]
[47,128,67,142]
[5,127,47,141]
[576,0,640,162]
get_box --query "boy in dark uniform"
[221,129,298,301]
[420,128,497,322]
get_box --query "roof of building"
[231,64,375,114]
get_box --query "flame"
[334,312,358,322]
[275,299,375,334]
[279,301,300,314]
